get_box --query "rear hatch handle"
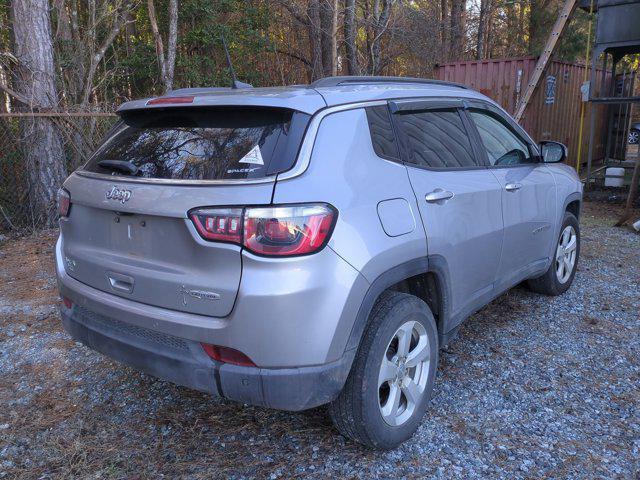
[107,271,135,294]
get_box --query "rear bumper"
[56,235,369,368]
[61,304,354,411]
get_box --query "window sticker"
[239,145,264,165]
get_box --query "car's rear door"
[464,101,556,285]
[390,98,504,328]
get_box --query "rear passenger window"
[396,109,479,169]
[365,105,399,160]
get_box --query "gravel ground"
[1,201,639,479]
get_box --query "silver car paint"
[56,83,582,374]
[405,166,504,322]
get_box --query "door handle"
[505,182,523,192]
[425,189,454,203]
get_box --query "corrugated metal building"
[435,57,611,168]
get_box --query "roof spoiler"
[309,76,467,90]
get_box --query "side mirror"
[539,141,567,163]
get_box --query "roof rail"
[309,76,467,90]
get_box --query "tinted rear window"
[397,109,478,169]
[365,105,399,160]
[84,107,310,180]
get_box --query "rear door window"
[84,107,310,180]
[365,105,399,160]
[396,108,479,169]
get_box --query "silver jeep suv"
[56,76,582,449]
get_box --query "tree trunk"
[166,0,179,91]
[319,0,337,77]
[344,0,359,75]
[307,0,324,80]
[441,0,449,62]
[449,0,465,61]
[11,0,67,227]
[476,0,486,60]
[370,0,392,75]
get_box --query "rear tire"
[329,291,438,450]
[527,211,580,296]
[628,129,639,145]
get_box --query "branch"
[0,80,35,109]
[82,9,134,105]
[276,0,309,26]
[147,0,167,87]
[275,48,311,67]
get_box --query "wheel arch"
[345,256,454,353]
[564,193,582,220]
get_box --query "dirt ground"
[1,200,639,479]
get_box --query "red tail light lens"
[244,205,335,256]
[189,203,336,257]
[58,188,70,217]
[201,344,256,367]
[190,208,243,243]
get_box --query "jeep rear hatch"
[60,106,309,317]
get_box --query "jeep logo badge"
[106,186,132,204]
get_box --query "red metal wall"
[436,57,610,168]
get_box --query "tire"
[329,291,438,450]
[628,129,639,145]
[527,211,580,296]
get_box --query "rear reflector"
[201,344,256,367]
[147,96,194,105]
[189,203,337,257]
[58,188,70,217]
[61,296,73,309]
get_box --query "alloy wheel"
[556,225,577,284]
[378,320,431,426]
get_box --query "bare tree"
[344,0,360,75]
[441,0,449,62]
[9,0,67,226]
[449,0,466,60]
[148,0,179,92]
[477,0,491,59]
[320,0,338,76]
[368,0,393,75]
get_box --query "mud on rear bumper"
[60,304,354,411]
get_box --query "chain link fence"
[0,112,117,233]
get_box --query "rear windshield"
[84,107,310,180]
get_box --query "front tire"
[329,291,438,449]
[628,129,639,145]
[527,211,580,296]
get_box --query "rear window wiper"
[98,160,139,176]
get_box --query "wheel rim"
[555,225,577,284]
[378,320,430,426]
[629,130,639,144]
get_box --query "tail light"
[201,344,256,367]
[189,203,336,257]
[190,208,243,243]
[58,188,70,217]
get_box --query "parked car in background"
[56,76,582,449]
[628,122,640,144]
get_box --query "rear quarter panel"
[273,107,427,282]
